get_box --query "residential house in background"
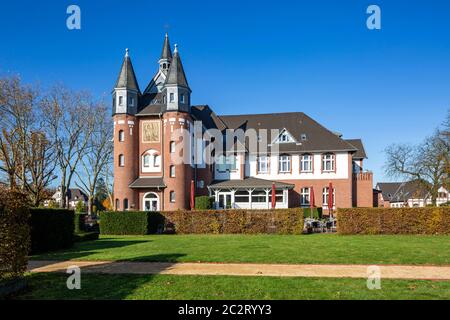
[112,34,374,213]
[46,187,88,209]
[375,181,449,207]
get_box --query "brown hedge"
[337,207,450,235]
[0,189,30,282]
[155,209,304,235]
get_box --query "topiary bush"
[194,196,214,210]
[30,208,75,254]
[74,212,87,234]
[0,189,30,283]
[337,207,450,235]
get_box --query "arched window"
[154,155,160,167]
[170,191,176,203]
[143,192,159,211]
[170,165,175,178]
[123,198,128,210]
[118,154,124,167]
[143,154,151,167]
[115,199,120,210]
[118,130,124,142]
[170,141,176,153]
[163,63,166,69]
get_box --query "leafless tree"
[41,86,96,209]
[75,102,113,214]
[385,112,449,205]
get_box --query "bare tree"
[41,86,95,208]
[385,122,448,205]
[0,76,36,190]
[75,103,113,215]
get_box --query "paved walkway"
[28,260,450,280]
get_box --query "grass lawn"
[31,234,450,265]
[16,273,450,300]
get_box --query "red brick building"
[113,34,373,212]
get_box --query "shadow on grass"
[30,238,150,261]
[21,253,187,300]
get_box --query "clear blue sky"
[0,0,449,184]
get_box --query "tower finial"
[125,48,129,57]
[174,44,178,53]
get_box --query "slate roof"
[160,33,172,61]
[217,112,358,154]
[345,139,367,159]
[66,189,88,202]
[209,177,295,190]
[165,46,189,88]
[376,181,430,202]
[129,177,166,189]
[114,50,140,92]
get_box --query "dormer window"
[280,133,291,142]
[274,129,295,144]
[301,134,307,141]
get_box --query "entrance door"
[143,193,159,211]
[218,192,232,209]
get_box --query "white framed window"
[258,156,269,173]
[279,155,291,173]
[118,130,124,142]
[300,154,313,173]
[180,94,185,103]
[143,154,150,167]
[118,154,124,167]
[170,141,176,153]
[154,155,160,167]
[300,188,310,206]
[170,191,176,203]
[118,96,123,106]
[269,189,284,203]
[169,93,174,102]
[251,190,267,203]
[322,187,336,206]
[170,165,175,178]
[235,190,250,203]
[322,154,335,172]
[129,97,134,106]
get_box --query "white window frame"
[169,93,174,102]
[170,141,176,153]
[300,154,313,173]
[118,130,125,142]
[170,191,176,203]
[154,155,160,167]
[258,156,269,174]
[118,154,124,167]
[300,187,310,206]
[322,187,336,206]
[322,154,335,172]
[170,165,175,178]
[279,155,291,173]
[143,154,151,168]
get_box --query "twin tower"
[112,34,199,211]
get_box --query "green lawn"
[16,273,450,300]
[31,234,450,265]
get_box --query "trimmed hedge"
[30,208,75,254]
[100,211,151,235]
[0,189,30,282]
[101,209,305,235]
[74,213,87,233]
[337,207,450,235]
[74,232,99,242]
[195,196,214,210]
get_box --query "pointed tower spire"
[158,33,173,74]
[113,49,140,115]
[114,48,140,92]
[165,44,189,88]
[163,44,191,113]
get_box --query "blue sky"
[0,0,449,183]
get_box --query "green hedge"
[337,207,450,235]
[303,207,323,219]
[30,208,75,254]
[100,211,152,235]
[74,213,87,233]
[103,209,305,235]
[195,196,214,210]
[0,189,30,282]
